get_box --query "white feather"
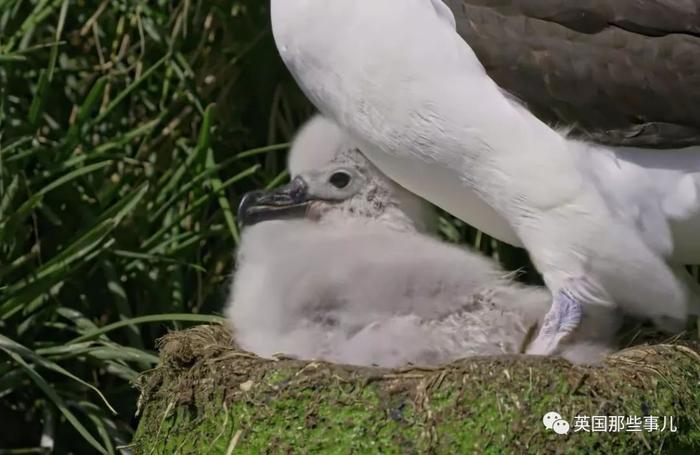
[430,0,456,29]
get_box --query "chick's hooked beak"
[238,176,310,227]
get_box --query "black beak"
[238,176,311,227]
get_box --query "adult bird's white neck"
[271,0,580,243]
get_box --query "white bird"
[226,115,617,367]
[269,0,700,356]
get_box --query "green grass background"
[1,1,697,454]
[0,1,318,452]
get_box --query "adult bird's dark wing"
[445,0,700,148]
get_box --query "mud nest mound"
[133,324,700,454]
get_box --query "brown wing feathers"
[446,0,700,147]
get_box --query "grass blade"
[69,315,225,344]
[0,348,109,455]
[0,334,117,414]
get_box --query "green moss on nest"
[132,325,700,454]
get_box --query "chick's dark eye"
[329,171,351,189]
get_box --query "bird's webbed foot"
[526,288,583,356]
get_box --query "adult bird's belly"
[600,146,700,264]
[361,145,523,247]
[670,218,700,264]
[667,173,700,264]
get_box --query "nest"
[133,324,700,454]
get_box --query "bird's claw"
[527,289,583,356]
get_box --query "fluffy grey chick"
[226,115,617,368]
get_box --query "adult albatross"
[269,0,700,355]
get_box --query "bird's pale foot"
[527,289,583,356]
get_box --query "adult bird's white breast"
[272,0,568,245]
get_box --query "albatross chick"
[226,115,616,367]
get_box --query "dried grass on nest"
[134,323,700,453]
[140,323,700,403]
